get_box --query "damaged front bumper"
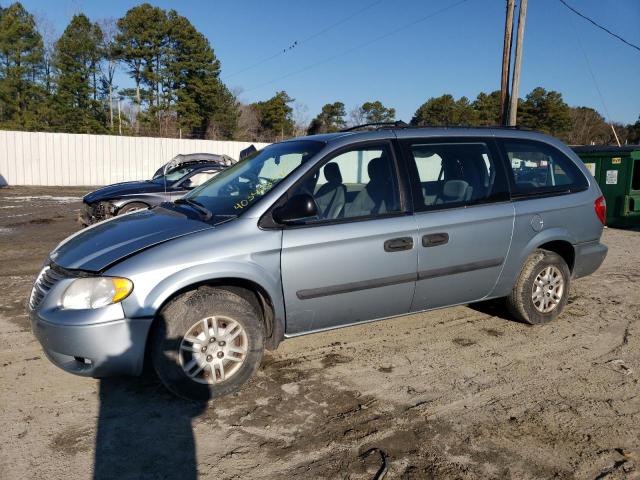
[80,201,115,226]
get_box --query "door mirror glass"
[273,194,318,224]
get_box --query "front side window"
[405,141,506,211]
[186,140,323,216]
[503,140,588,194]
[289,144,402,221]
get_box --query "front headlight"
[61,277,133,310]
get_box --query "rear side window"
[502,140,588,195]
[404,141,508,211]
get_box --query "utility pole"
[500,0,515,125]
[117,97,122,136]
[508,0,528,126]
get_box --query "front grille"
[29,265,67,310]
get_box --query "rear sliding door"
[399,137,515,310]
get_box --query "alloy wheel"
[531,266,565,313]
[179,316,248,384]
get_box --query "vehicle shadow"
[93,320,209,480]
[467,298,523,323]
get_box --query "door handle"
[422,232,449,247]
[384,237,414,252]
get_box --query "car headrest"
[442,180,469,200]
[324,162,342,184]
[367,156,390,183]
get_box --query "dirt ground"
[0,186,639,480]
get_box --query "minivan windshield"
[185,140,323,217]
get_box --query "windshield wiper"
[174,198,212,221]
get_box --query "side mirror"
[273,194,318,225]
[181,178,195,190]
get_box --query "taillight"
[594,195,606,225]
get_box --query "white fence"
[0,130,269,186]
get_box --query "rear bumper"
[30,308,153,378]
[573,240,608,279]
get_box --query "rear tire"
[118,202,149,215]
[150,287,265,401]
[506,249,570,325]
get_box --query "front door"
[399,138,514,310]
[280,142,418,335]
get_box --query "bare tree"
[348,105,366,127]
[34,13,57,94]
[237,104,260,142]
[292,102,309,137]
[98,18,119,131]
[567,107,611,145]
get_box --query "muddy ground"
[0,186,639,480]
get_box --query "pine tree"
[52,14,106,133]
[411,94,477,126]
[351,100,395,124]
[519,87,571,138]
[253,91,295,141]
[307,102,346,134]
[116,3,168,130]
[0,2,46,130]
[473,91,501,126]
[166,10,237,139]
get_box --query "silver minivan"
[29,126,608,400]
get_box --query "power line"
[242,0,473,93]
[557,0,640,53]
[564,7,621,145]
[567,16,611,119]
[222,0,384,80]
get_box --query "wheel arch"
[491,227,578,298]
[116,200,150,214]
[143,268,285,357]
[536,239,575,272]
[522,228,576,272]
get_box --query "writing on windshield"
[185,140,324,217]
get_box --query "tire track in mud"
[192,350,564,479]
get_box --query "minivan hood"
[51,207,214,271]
[83,181,167,204]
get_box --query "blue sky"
[15,0,640,124]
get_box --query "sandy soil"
[0,186,639,479]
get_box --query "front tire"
[506,249,571,325]
[150,287,265,401]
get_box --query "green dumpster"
[572,146,640,228]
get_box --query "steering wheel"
[220,180,239,195]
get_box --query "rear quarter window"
[501,140,588,196]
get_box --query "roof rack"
[341,122,532,133]
[340,121,409,132]
[421,124,532,131]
